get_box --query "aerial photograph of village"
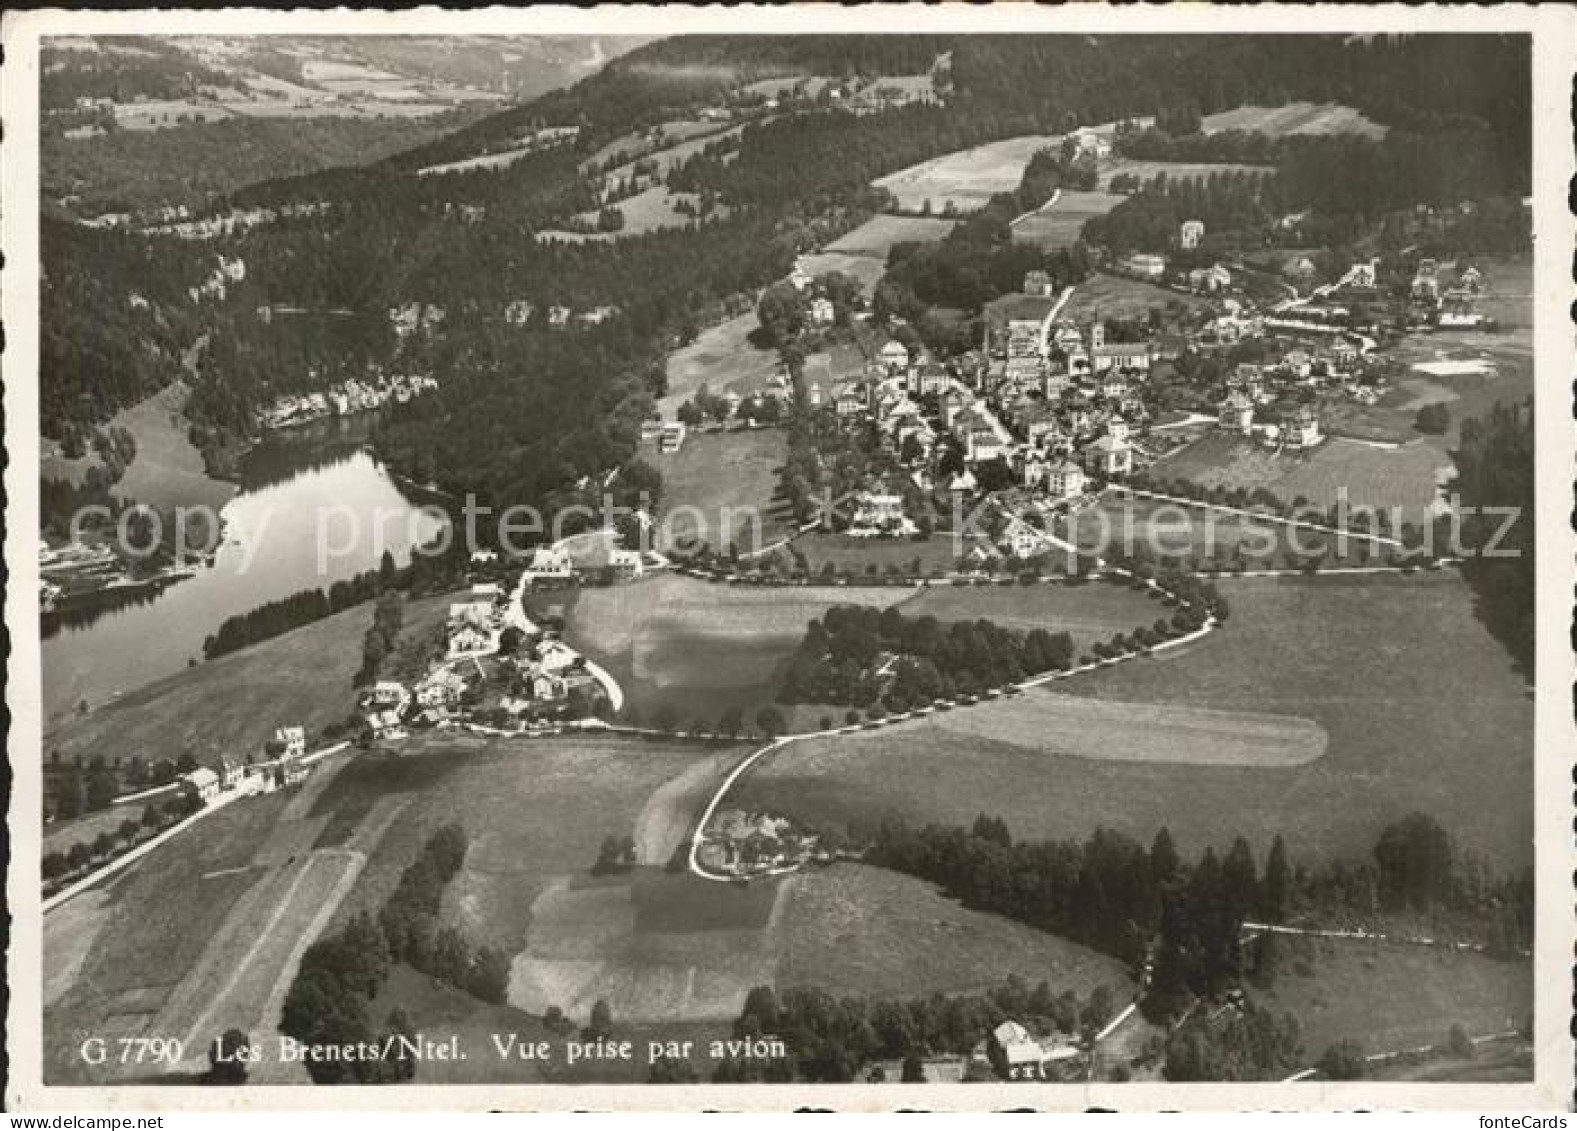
[34,30,1536,1089]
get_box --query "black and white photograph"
[4,4,1572,1112]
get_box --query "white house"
[809,296,835,326]
[1179,219,1205,249]
[273,726,306,761]
[181,767,220,805]
[879,340,911,372]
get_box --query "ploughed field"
[735,573,1533,869]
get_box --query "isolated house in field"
[1458,264,1483,293]
[658,421,687,453]
[1179,219,1205,249]
[181,767,220,805]
[1218,390,1255,434]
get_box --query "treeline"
[1085,127,1527,256]
[724,978,1117,1083]
[1448,399,1534,675]
[202,552,406,661]
[876,145,1094,330]
[355,589,406,686]
[279,823,505,1083]
[864,811,1532,1028]
[779,604,1076,708]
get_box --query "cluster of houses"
[177,723,311,807]
[257,372,439,430]
[1413,260,1495,330]
[695,808,822,877]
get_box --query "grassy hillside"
[44,592,452,771]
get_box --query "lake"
[42,415,447,726]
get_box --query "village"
[700,226,1506,570]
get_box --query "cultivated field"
[824,214,956,259]
[1011,191,1126,251]
[925,692,1328,767]
[650,427,792,552]
[1200,102,1387,139]
[791,531,977,576]
[873,134,1059,213]
[1057,271,1214,323]
[1252,934,1530,1067]
[43,754,389,1084]
[558,575,906,721]
[660,311,782,418]
[43,594,451,769]
[738,573,1533,868]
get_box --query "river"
[42,415,447,726]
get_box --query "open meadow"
[538,187,717,243]
[1058,271,1213,323]
[555,574,907,722]
[649,427,792,552]
[873,134,1059,213]
[40,380,237,513]
[736,572,1533,869]
[1200,102,1387,139]
[1251,934,1530,1066]
[824,213,955,259]
[43,751,390,1084]
[43,592,453,769]
[660,310,782,418]
[1011,190,1126,251]
[795,251,888,297]
[1146,431,1453,522]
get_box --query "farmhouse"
[987,1020,1081,1082]
[1180,219,1205,249]
[180,767,219,805]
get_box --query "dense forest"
[865,810,1532,1026]
[1448,400,1536,675]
